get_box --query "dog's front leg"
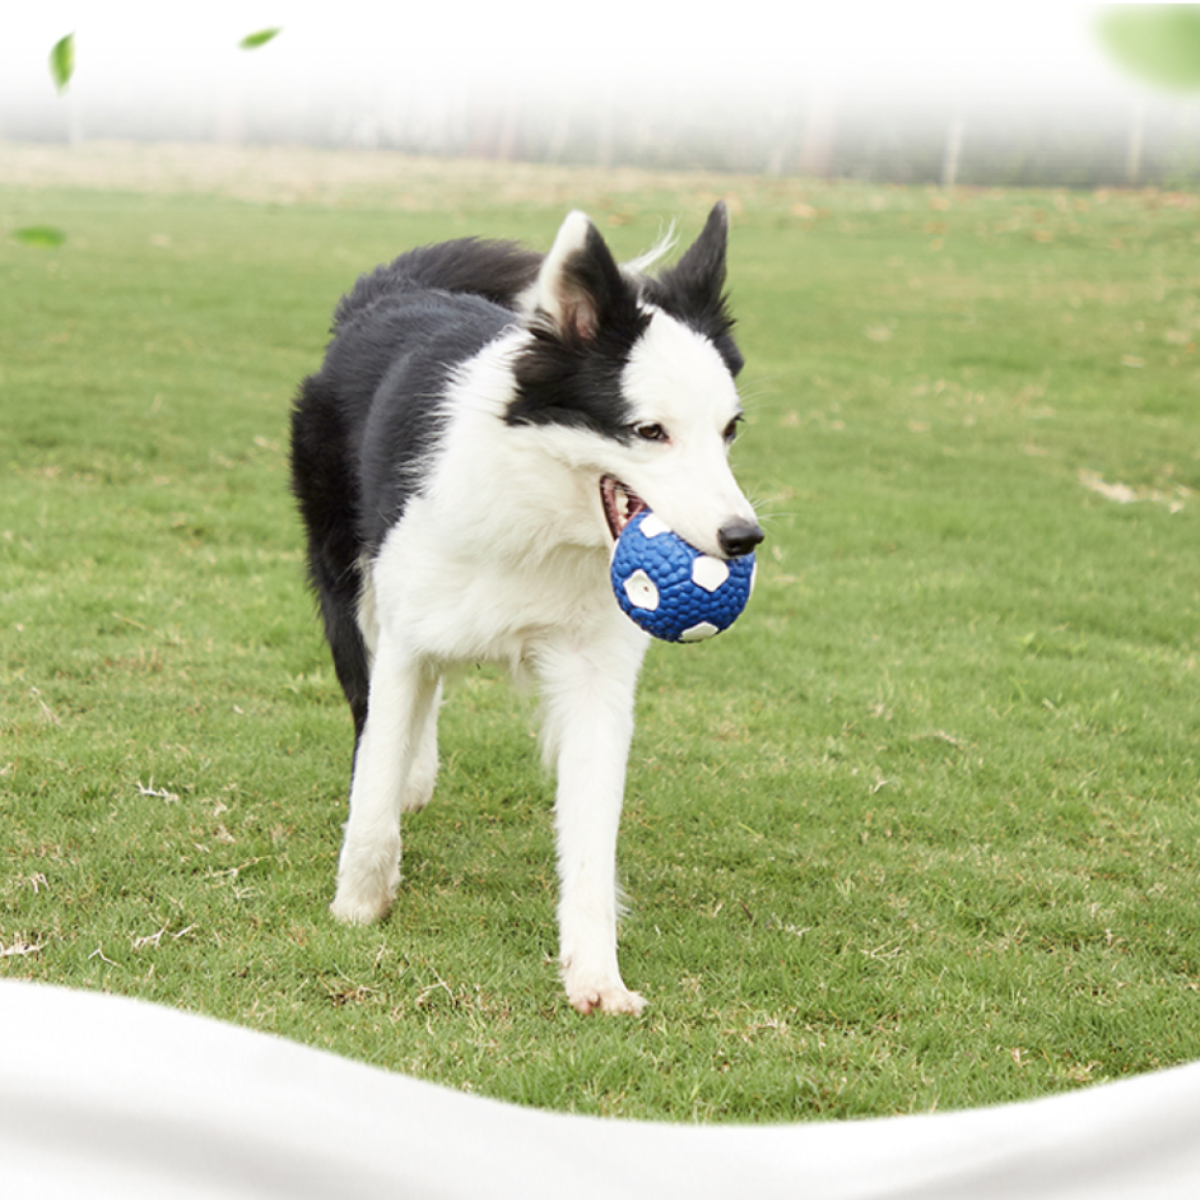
[331,632,438,926]
[538,630,648,1015]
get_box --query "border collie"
[290,203,762,1014]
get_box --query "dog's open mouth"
[601,475,647,541]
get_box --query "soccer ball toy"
[610,511,756,643]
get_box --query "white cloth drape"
[2,980,1197,1199]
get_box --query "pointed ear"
[534,211,627,343]
[657,201,729,309]
[648,201,743,376]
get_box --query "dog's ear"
[534,211,629,343]
[649,202,743,376]
[658,201,729,311]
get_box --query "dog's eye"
[634,422,668,443]
[723,416,743,443]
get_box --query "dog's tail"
[332,238,542,331]
[290,373,371,743]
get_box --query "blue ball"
[610,510,756,643]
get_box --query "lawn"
[1,146,1198,1122]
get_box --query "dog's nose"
[718,519,764,558]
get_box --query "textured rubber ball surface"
[610,511,756,643]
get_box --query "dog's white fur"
[325,212,757,1015]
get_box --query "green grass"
[2,158,1199,1122]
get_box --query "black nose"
[718,519,764,558]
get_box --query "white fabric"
[2,979,1198,1199]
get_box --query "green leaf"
[12,226,68,249]
[239,28,282,50]
[1098,5,1200,91]
[49,33,75,94]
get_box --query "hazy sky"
[1,2,1144,111]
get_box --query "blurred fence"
[4,86,1199,188]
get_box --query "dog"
[290,203,762,1015]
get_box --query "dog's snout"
[718,519,764,559]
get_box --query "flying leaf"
[13,226,67,249]
[1098,5,1200,91]
[49,33,75,94]
[239,28,282,50]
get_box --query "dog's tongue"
[601,476,646,539]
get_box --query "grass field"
[2,145,1198,1122]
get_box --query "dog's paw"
[329,890,391,926]
[399,779,434,813]
[564,976,647,1017]
[330,853,399,925]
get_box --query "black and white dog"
[291,204,762,1014]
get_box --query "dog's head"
[507,204,762,561]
